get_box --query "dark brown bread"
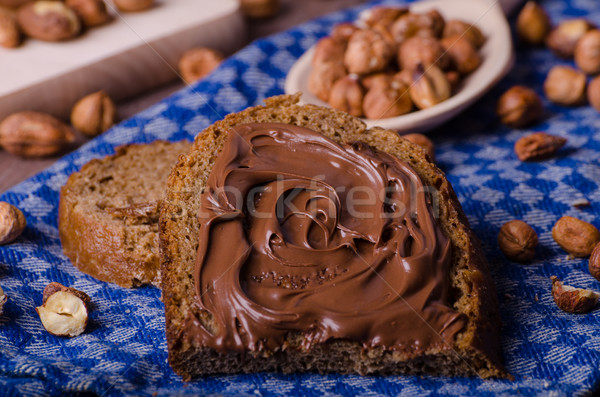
[59,140,191,288]
[160,94,509,380]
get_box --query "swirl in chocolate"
[194,123,466,354]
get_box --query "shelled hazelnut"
[496,86,543,128]
[311,37,346,67]
[331,23,360,42]
[363,79,412,119]
[498,220,538,263]
[589,243,600,282]
[551,276,599,314]
[344,29,393,75]
[544,65,587,106]
[360,6,407,30]
[0,8,21,48]
[443,19,485,48]
[328,76,364,117]
[409,64,450,109]
[546,18,593,59]
[308,61,346,102]
[516,1,551,46]
[0,284,6,315]
[588,76,600,112]
[0,0,30,8]
[574,29,600,75]
[440,35,481,75]
[389,9,444,44]
[113,0,154,13]
[36,282,90,337]
[552,216,600,257]
[178,47,225,84]
[398,36,448,71]
[66,0,111,28]
[514,132,566,161]
[0,202,26,245]
[403,133,434,160]
[17,1,81,42]
[70,91,116,137]
[240,0,279,19]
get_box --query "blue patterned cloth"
[1,0,600,395]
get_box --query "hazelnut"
[440,35,481,75]
[409,63,450,109]
[328,76,364,117]
[0,202,26,245]
[17,1,81,42]
[543,65,587,106]
[403,133,435,160]
[240,0,279,19]
[361,73,393,90]
[551,276,599,314]
[312,36,346,67]
[308,60,346,102]
[36,282,90,337]
[552,216,600,257]
[70,91,116,137]
[360,6,407,29]
[0,8,21,48]
[344,29,393,75]
[0,284,6,315]
[588,75,600,112]
[330,23,360,42]
[574,29,600,75]
[389,10,443,45]
[113,0,154,12]
[445,70,461,93]
[178,47,225,84]
[398,36,449,72]
[514,132,566,161]
[443,19,486,48]
[0,0,30,8]
[0,111,76,158]
[65,0,111,27]
[496,86,543,128]
[546,18,593,58]
[589,243,600,282]
[362,78,412,119]
[516,1,551,46]
[394,69,412,87]
[497,220,538,263]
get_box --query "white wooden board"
[0,0,246,120]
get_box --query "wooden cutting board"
[0,0,246,121]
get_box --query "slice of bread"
[160,94,508,380]
[59,140,191,288]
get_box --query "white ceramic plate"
[284,0,514,133]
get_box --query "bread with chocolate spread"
[159,94,509,379]
[59,140,191,288]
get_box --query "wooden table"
[0,0,366,193]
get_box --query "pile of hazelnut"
[307,6,485,120]
[0,0,155,48]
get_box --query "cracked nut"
[362,78,412,119]
[409,63,450,109]
[17,1,81,42]
[178,47,224,84]
[552,216,600,257]
[443,19,485,48]
[398,36,449,72]
[575,29,600,75]
[496,86,543,128]
[0,202,26,245]
[551,276,599,314]
[544,66,587,106]
[308,60,346,102]
[403,133,435,160]
[312,36,346,67]
[65,0,111,27]
[498,220,538,263]
[516,1,551,46]
[0,111,76,158]
[328,75,364,117]
[71,91,116,137]
[0,284,6,315]
[344,29,393,75]
[440,35,481,75]
[113,0,154,12]
[546,18,593,59]
[0,8,21,48]
[589,76,600,112]
[240,0,279,19]
[36,282,90,337]
[514,132,566,161]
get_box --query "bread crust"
[59,140,190,288]
[160,94,509,379]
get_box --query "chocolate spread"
[193,123,466,354]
